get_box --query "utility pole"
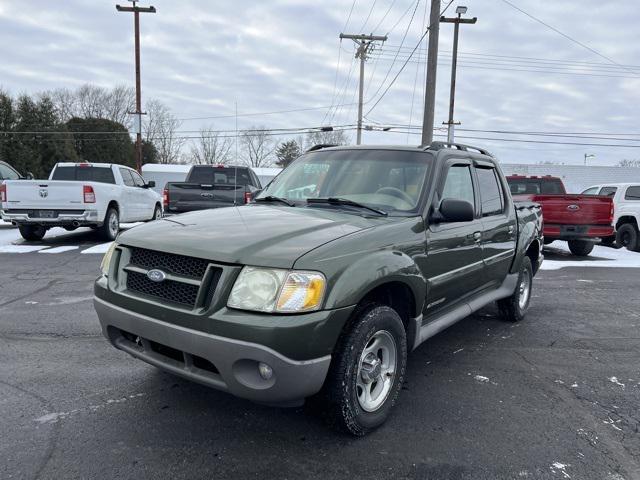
[116,0,156,172]
[421,0,441,147]
[340,33,387,145]
[441,6,477,143]
[584,153,595,165]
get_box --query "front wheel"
[98,207,119,241]
[150,204,162,221]
[568,239,595,256]
[323,304,407,436]
[497,256,533,322]
[18,224,46,241]
[616,224,640,252]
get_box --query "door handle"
[508,225,515,234]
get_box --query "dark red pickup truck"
[507,175,614,256]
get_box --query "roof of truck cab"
[55,162,114,168]
[310,143,495,158]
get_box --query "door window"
[599,186,617,197]
[0,163,20,180]
[441,164,475,207]
[130,170,146,187]
[625,186,640,200]
[119,168,135,187]
[476,167,504,217]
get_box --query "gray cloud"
[0,0,638,165]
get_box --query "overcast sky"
[0,0,639,165]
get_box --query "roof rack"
[424,141,492,156]
[306,144,338,152]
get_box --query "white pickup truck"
[581,183,640,251]
[0,163,163,241]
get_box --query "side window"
[599,186,617,197]
[581,187,599,195]
[0,163,20,180]
[625,186,640,201]
[130,170,146,187]
[476,167,504,217]
[119,168,135,187]
[441,164,475,208]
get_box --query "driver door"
[423,160,485,316]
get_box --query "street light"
[584,153,595,165]
[455,6,468,14]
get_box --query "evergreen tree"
[66,117,135,167]
[275,139,302,168]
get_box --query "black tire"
[323,304,407,436]
[616,223,640,252]
[568,239,595,256]
[98,207,119,241]
[150,204,163,221]
[18,224,46,241]
[497,256,533,322]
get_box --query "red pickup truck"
[507,175,614,256]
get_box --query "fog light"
[258,362,273,380]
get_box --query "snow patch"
[0,245,47,253]
[474,375,490,383]
[609,377,625,388]
[38,246,79,254]
[541,243,640,271]
[550,462,571,478]
[81,242,113,254]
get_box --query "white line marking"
[81,242,113,254]
[38,246,79,254]
[0,245,47,253]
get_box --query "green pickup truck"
[94,142,543,435]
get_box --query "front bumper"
[94,296,336,405]
[1,209,101,226]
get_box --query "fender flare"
[323,250,426,318]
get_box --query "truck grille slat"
[123,247,223,309]
[130,247,209,279]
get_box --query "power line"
[364,0,455,116]
[177,103,359,121]
[359,0,378,31]
[371,0,398,33]
[498,0,640,78]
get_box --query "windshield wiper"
[307,197,387,216]
[254,195,295,207]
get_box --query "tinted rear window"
[507,178,564,195]
[625,186,640,200]
[52,166,116,184]
[187,166,252,186]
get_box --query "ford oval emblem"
[567,204,580,211]
[147,269,167,283]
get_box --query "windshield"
[258,149,431,214]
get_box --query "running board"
[413,273,519,349]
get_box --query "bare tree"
[618,159,640,168]
[240,126,275,167]
[104,85,135,127]
[305,129,350,149]
[47,84,134,126]
[143,99,185,164]
[190,126,233,165]
[48,87,78,122]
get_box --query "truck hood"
[116,205,386,268]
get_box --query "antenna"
[234,101,238,206]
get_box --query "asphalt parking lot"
[1,223,639,480]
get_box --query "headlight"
[100,242,117,276]
[227,267,326,313]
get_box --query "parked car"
[141,163,190,196]
[507,175,614,256]
[0,160,33,181]
[0,162,163,241]
[94,142,543,435]
[163,165,262,214]
[581,183,640,251]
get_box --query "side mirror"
[146,181,156,188]
[438,199,475,223]
[25,172,34,180]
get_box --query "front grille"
[126,270,199,307]
[130,247,209,279]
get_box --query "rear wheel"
[98,207,119,241]
[323,304,407,436]
[150,204,162,221]
[498,256,533,322]
[18,225,46,241]
[568,239,595,256]
[616,223,639,252]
